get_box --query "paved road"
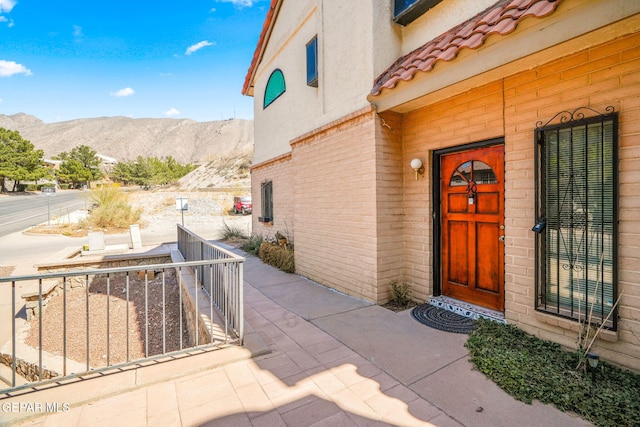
[0,190,88,237]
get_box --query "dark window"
[259,180,273,223]
[306,36,318,87]
[535,108,618,329]
[263,69,285,109]
[393,0,443,26]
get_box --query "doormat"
[411,304,477,334]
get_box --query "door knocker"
[466,181,477,205]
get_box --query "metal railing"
[177,224,244,344]
[0,227,244,393]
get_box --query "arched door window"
[263,69,286,109]
[449,160,497,187]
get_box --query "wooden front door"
[440,145,505,311]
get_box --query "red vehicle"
[233,196,252,215]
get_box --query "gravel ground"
[25,270,189,369]
[129,189,252,241]
[21,188,252,372]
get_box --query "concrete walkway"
[1,243,591,427]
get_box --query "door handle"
[498,235,505,242]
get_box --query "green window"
[263,69,285,109]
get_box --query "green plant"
[389,280,412,307]
[241,234,263,256]
[219,221,247,241]
[466,319,640,427]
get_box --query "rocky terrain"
[0,113,254,165]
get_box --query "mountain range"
[0,113,254,165]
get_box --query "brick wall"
[400,31,640,370]
[502,32,640,370]
[291,108,382,301]
[249,29,640,370]
[374,111,405,302]
[402,81,505,302]
[250,153,295,242]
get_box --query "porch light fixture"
[411,158,425,180]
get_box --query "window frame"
[534,107,618,330]
[393,0,443,26]
[263,69,286,109]
[306,36,318,88]
[259,180,273,223]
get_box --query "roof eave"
[242,0,283,97]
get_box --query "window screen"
[535,109,618,329]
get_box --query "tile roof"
[242,0,280,96]
[370,0,564,96]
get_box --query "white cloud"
[111,87,135,97]
[0,0,16,27]
[0,0,16,13]
[164,108,180,117]
[215,0,256,8]
[0,60,32,77]
[185,40,214,56]
[73,25,83,38]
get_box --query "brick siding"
[401,31,640,370]
[251,31,640,370]
[250,153,294,242]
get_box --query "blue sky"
[0,0,268,123]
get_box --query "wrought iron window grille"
[534,106,618,330]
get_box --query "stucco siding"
[252,1,319,164]
[252,0,386,165]
[399,0,496,53]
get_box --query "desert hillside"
[0,113,253,165]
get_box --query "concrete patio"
[1,242,591,426]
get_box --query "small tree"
[58,145,102,188]
[110,156,196,187]
[57,158,93,189]
[0,128,49,192]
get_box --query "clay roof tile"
[488,16,519,35]
[371,0,565,97]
